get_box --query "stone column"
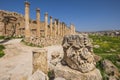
[32,49,48,74]
[66,27,70,35]
[70,24,72,34]
[44,12,48,38]
[69,28,71,35]
[71,24,76,34]
[57,22,60,36]
[70,24,74,34]
[73,25,75,34]
[25,1,30,39]
[73,25,76,34]
[54,19,57,37]
[64,25,66,36]
[64,24,66,36]
[66,27,68,35]
[59,22,61,36]
[36,8,40,37]
[62,23,65,37]
[50,16,53,37]
[60,22,62,37]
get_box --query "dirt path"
[0,39,63,80]
[0,39,34,80]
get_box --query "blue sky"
[0,0,120,32]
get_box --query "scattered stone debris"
[102,59,120,80]
[53,34,102,80]
[28,70,48,80]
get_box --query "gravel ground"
[0,39,63,80]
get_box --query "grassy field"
[89,35,120,79]
[89,35,120,67]
[89,35,120,54]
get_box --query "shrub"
[0,36,5,39]
[0,45,5,50]
[0,45,5,57]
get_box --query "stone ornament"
[62,34,96,73]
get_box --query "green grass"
[0,36,13,40]
[89,35,120,79]
[89,35,120,54]
[96,60,109,80]
[0,36,5,39]
[48,70,55,80]
[0,45,5,57]
[0,36,23,40]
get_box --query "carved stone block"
[32,49,48,74]
[62,34,95,73]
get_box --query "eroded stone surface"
[54,63,102,80]
[28,70,48,80]
[102,59,120,80]
[62,34,96,73]
[54,77,66,80]
[32,49,48,74]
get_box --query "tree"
[2,16,17,37]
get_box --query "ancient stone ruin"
[30,34,102,80]
[32,49,48,74]
[53,34,102,80]
[23,1,76,46]
[0,1,76,46]
[62,34,95,73]
[0,1,103,80]
[0,10,24,37]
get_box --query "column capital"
[62,22,65,25]
[25,1,30,6]
[36,8,40,12]
[50,16,52,19]
[45,12,48,16]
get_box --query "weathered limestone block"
[62,34,96,73]
[102,59,120,79]
[25,37,31,43]
[0,22,4,36]
[50,51,63,66]
[28,70,48,80]
[54,63,102,80]
[54,77,66,80]
[4,74,28,80]
[32,49,48,74]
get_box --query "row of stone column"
[25,1,76,39]
[44,16,76,38]
[44,13,71,38]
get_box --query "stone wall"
[28,37,63,47]
[0,10,25,37]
